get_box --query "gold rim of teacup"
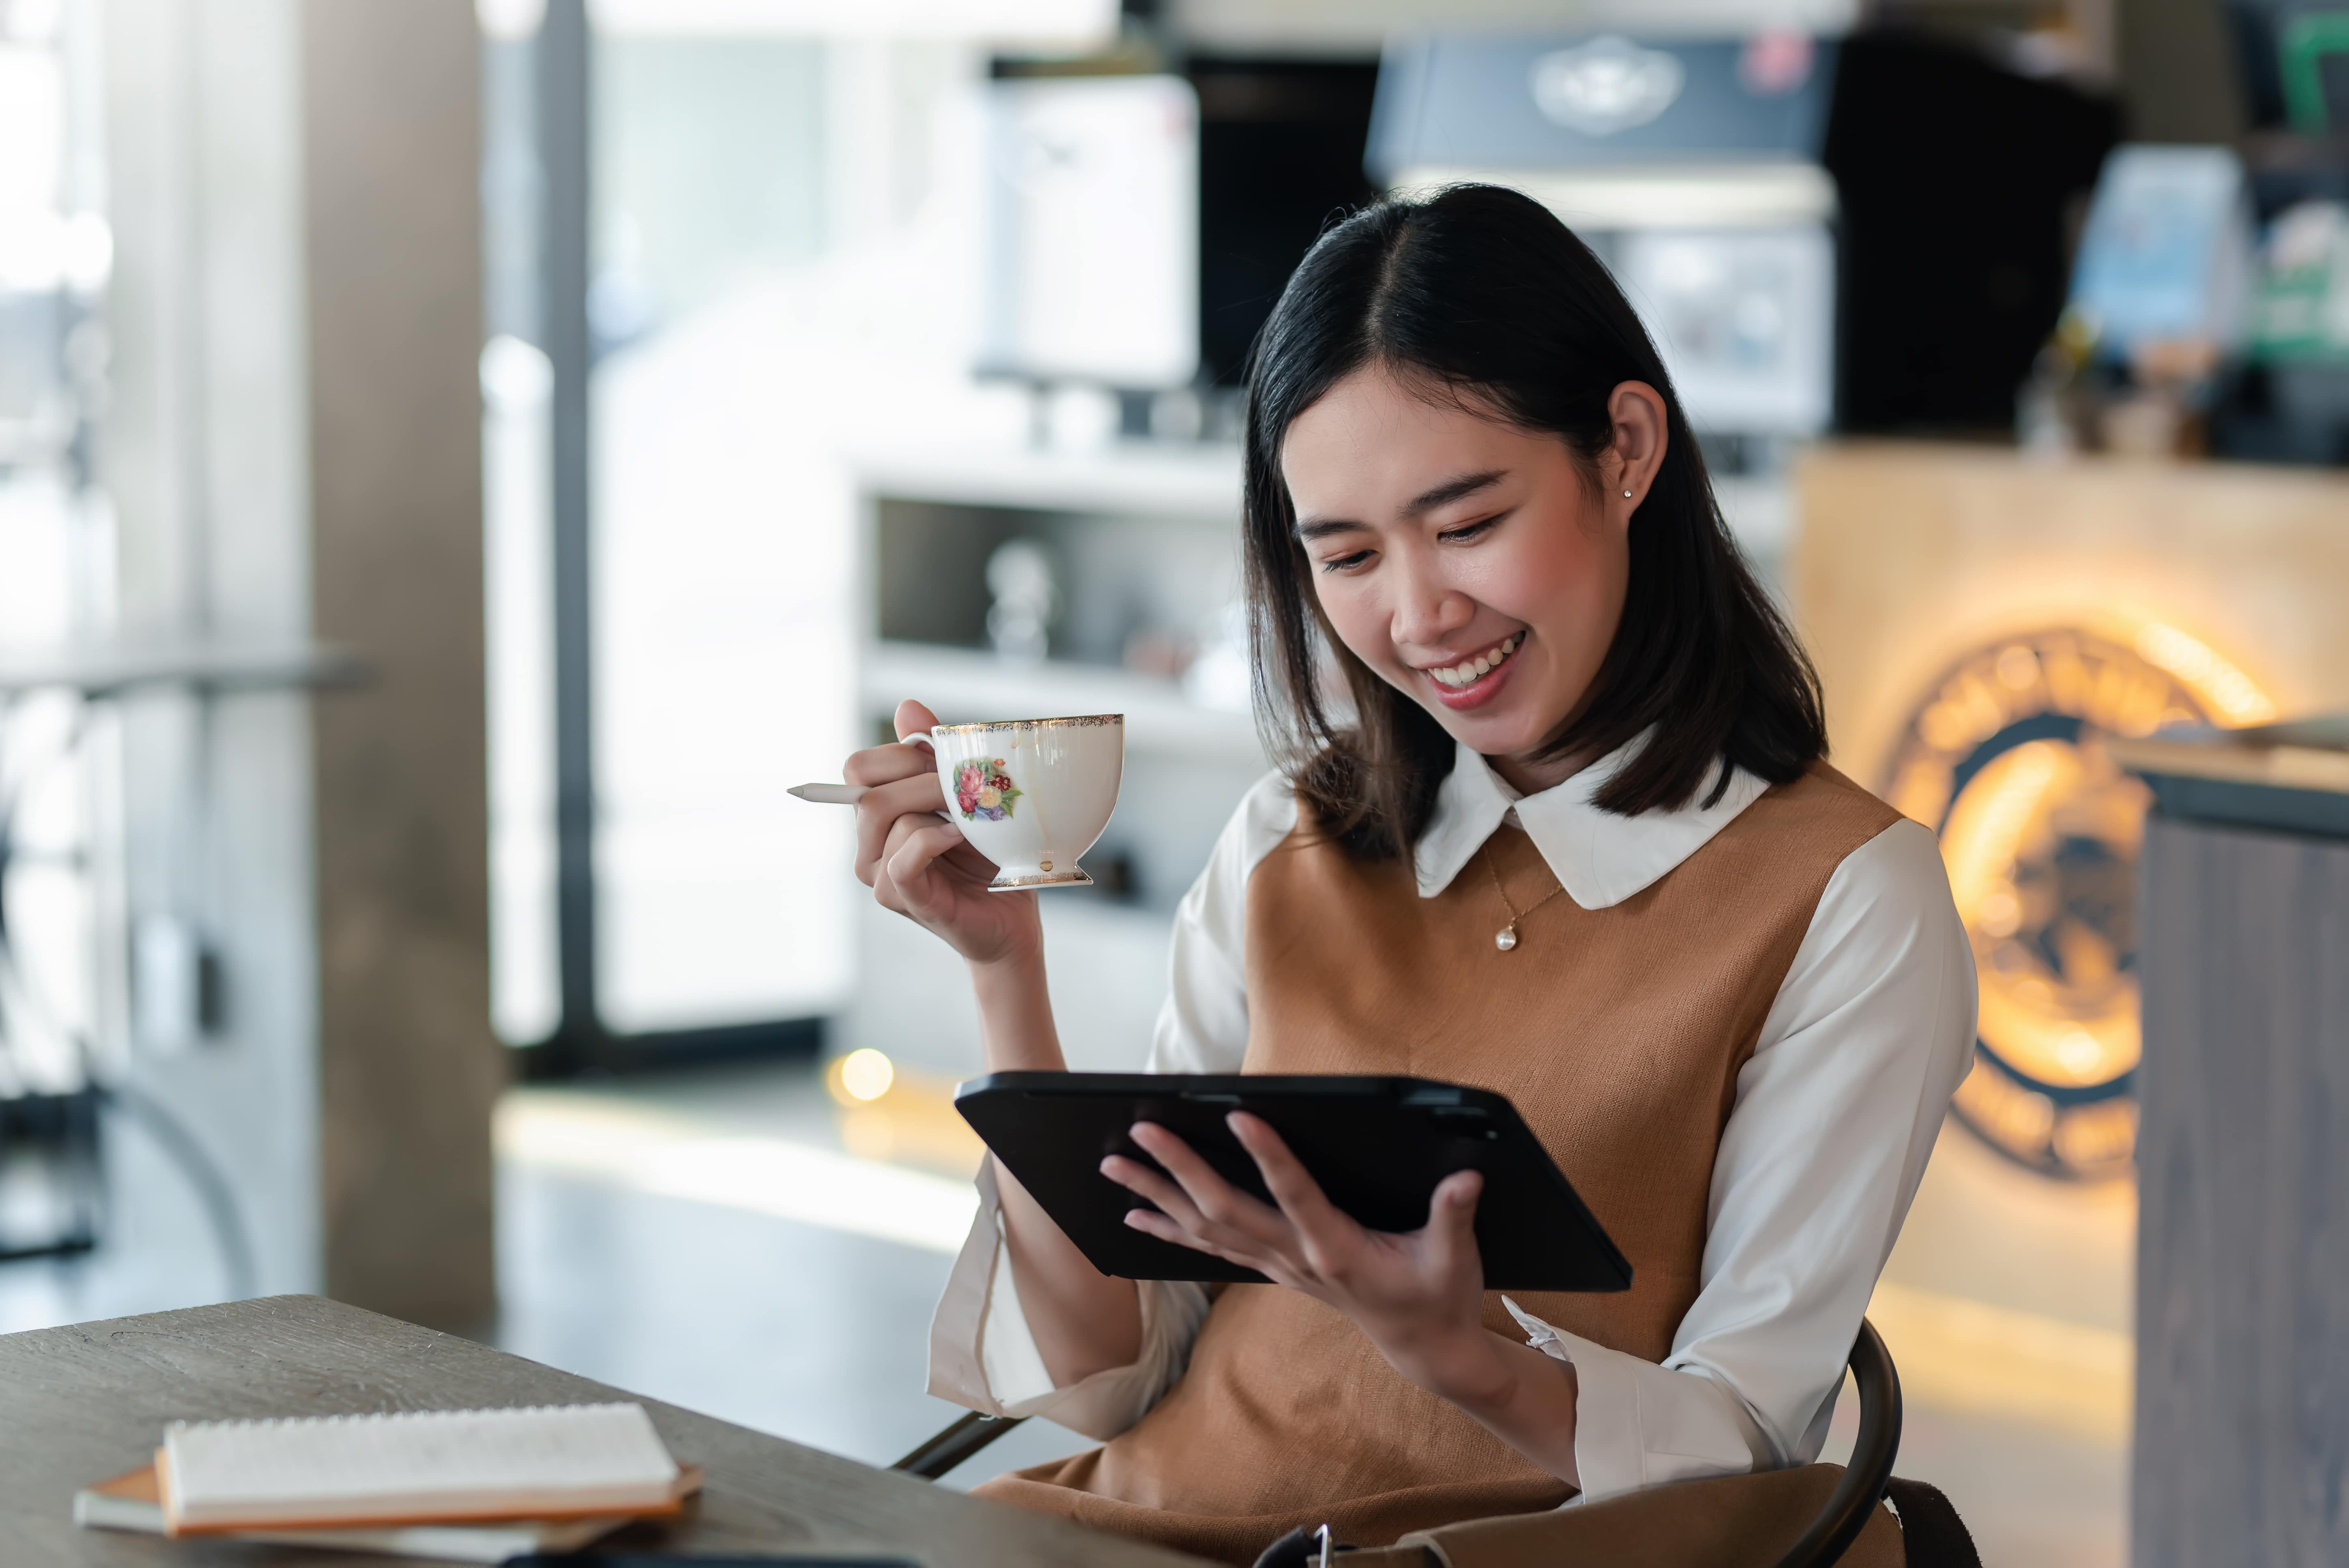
[990,868,1096,889]
[932,713,1123,734]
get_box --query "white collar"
[1412,737,1773,909]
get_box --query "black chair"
[892,1406,1030,1483]
[895,1318,1919,1568]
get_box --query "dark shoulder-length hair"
[1243,183,1826,859]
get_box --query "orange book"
[76,1458,701,1562]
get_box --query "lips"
[1416,631,1524,711]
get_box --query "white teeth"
[1429,634,1521,688]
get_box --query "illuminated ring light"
[1880,623,2276,1181]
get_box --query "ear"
[1604,382,1669,518]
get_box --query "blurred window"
[487,16,1019,1051]
[588,31,846,1039]
[0,0,110,1098]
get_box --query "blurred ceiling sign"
[1371,32,1838,178]
[1373,31,1839,440]
[1530,37,1685,137]
[1172,0,1857,54]
[584,0,1115,43]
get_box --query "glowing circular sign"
[1881,626,2272,1180]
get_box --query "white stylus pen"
[789,781,953,825]
[787,783,867,804]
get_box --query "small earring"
[1621,488,1633,499]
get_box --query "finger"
[1128,1123,1292,1250]
[1101,1154,1215,1236]
[1423,1169,1485,1282]
[1104,1158,1285,1273]
[894,697,941,741]
[866,815,928,916]
[853,773,950,882]
[841,698,943,790]
[1226,1113,1354,1246]
[842,739,935,789]
[1121,1208,1279,1273]
[884,821,969,920]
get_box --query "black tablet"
[954,1072,1630,1292]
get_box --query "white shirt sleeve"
[1503,817,1976,1502]
[926,771,1297,1438]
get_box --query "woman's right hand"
[846,698,1043,971]
[854,702,1136,1380]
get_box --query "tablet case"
[955,1073,1631,1292]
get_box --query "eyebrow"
[1294,469,1510,542]
[1408,468,1508,514]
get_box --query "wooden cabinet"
[2119,732,2349,1567]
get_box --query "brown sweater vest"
[976,764,1901,1564]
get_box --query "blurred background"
[3,0,2348,1562]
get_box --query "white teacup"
[921,714,1124,891]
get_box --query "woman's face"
[1279,363,1665,791]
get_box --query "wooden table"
[0,1295,1206,1566]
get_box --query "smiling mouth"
[1421,631,1523,690]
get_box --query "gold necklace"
[1482,841,1565,952]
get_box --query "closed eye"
[1318,548,1375,574]
[1437,511,1507,544]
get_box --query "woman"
[846,185,1973,1564]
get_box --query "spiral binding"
[165,1402,643,1435]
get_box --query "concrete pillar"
[302,0,497,1325]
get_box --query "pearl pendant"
[1495,926,1518,952]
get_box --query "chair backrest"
[1770,1317,1904,1568]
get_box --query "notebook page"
[163,1403,678,1529]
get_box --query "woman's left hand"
[1104,1113,1512,1407]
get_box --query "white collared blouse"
[928,739,1976,1504]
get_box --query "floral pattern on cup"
[952,757,1023,822]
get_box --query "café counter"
[2112,722,2349,1568]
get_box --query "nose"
[1386,546,1476,653]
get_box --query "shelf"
[851,440,1242,522]
[0,640,365,698]
[866,641,1264,760]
